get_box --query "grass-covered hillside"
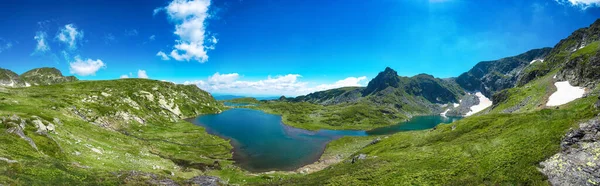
[0,78,242,185]
[272,88,599,185]
[20,67,78,86]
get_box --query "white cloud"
[149,35,156,41]
[313,76,368,91]
[156,51,170,60]
[56,24,83,50]
[69,57,106,76]
[120,74,129,79]
[33,31,50,53]
[138,70,149,79]
[183,73,368,96]
[156,0,216,63]
[555,0,600,8]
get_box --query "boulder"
[32,119,47,134]
[46,123,55,132]
[369,138,381,145]
[351,154,367,164]
[594,96,600,109]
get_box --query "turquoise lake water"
[190,108,459,172]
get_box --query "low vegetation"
[272,96,599,185]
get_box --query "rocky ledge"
[539,117,600,186]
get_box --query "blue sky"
[0,0,599,96]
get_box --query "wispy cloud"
[33,31,50,54]
[125,29,139,36]
[69,56,106,76]
[183,73,368,96]
[149,35,156,41]
[56,24,84,50]
[156,51,170,60]
[0,38,13,53]
[155,0,217,63]
[555,0,600,9]
[104,33,117,45]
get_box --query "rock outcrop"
[539,117,600,186]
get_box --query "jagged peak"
[363,67,401,95]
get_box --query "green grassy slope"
[0,79,244,185]
[273,96,598,185]
[257,100,408,130]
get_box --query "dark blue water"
[191,108,459,172]
[223,102,258,107]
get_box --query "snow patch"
[25,82,31,87]
[465,92,492,116]
[546,81,585,107]
[440,109,450,117]
[453,103,460,107]
[530,59,544,64]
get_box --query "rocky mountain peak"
[20,67,78,86]
[363,67,401,95]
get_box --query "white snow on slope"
[530,59,544,64]
[465,92,492,116]
[546,81,585,107]
[440,109,450,117]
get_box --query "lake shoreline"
[187,108,459,174]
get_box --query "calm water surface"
[190,108,459,172]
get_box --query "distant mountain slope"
[0,67,78,87]
[293,67,465,108]
[0,68,25,87]
[456,48,552,98]
[19,67,78,86]
[292,87,364,105]
[519,19,600,87]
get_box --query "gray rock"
[0,157,17,164]
[539,117,600,186]
[369,138,381,145]
[7,126,38,151]
[352,154,367,164]
[186,176,221,186]
[53,118,62,125]
[502,96,531,113]
[594,96,600,109]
